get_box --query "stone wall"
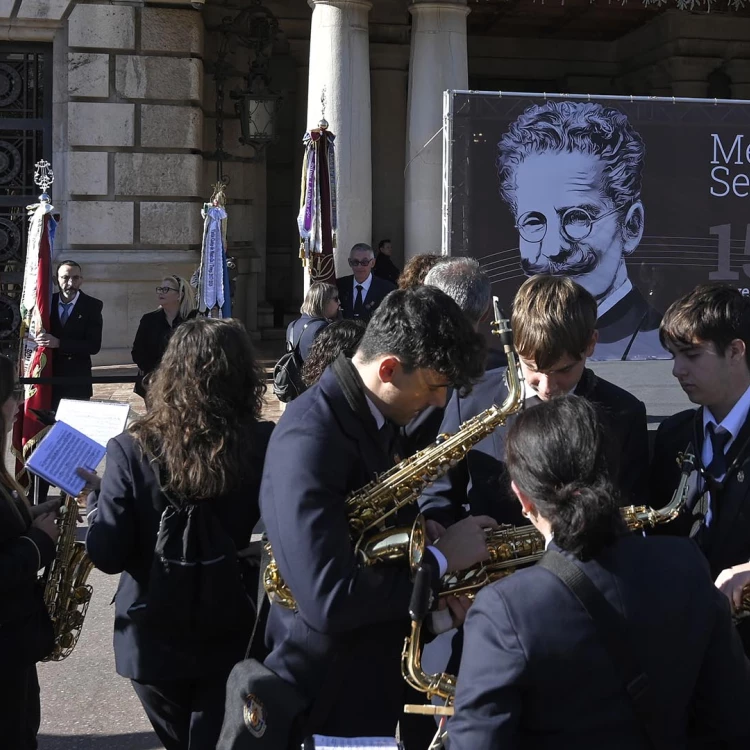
[54,3,204,364]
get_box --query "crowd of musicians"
[3,248,750,749]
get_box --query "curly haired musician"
[260,286,496,740]
[650,283,750,655]
[450,396,750,749]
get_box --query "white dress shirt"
[352,273,373,302]
[58,290,80,322]
[597,278,633,318]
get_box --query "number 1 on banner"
[709,224,750,281]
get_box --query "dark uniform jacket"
[449,535,750,750]
[335,274,396,323]
[650,406,750,652]
[261,362,441,737]
[0,484,55,668]
[49,290,103,407]
[419,366,649,527]
[85,423,273,682]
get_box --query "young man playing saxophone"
[259,286,496,741]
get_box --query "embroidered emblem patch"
[738,470,745,483]
[243,694,267,738]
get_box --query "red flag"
[12,205,56,489]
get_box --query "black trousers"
[0,664,41,750]
[131,675,229,750]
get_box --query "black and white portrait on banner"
[446,92,750,360]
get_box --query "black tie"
[353,285,364,317]
[706,423,731,479]
[380,421,399,463]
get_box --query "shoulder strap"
[538,550,665,750]
[244,543,271,660]
[289,318,322,352]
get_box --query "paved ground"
[33,357,689,748]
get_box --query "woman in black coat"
[0,355,60,749]
[87,318,273,750]
[131,274,197,398]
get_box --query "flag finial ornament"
[319,87,328,131]
[34,160,54,202]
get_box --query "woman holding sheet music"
[0,354,60,749]
[85,318,273,750]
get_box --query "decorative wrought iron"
[0,45,51,355]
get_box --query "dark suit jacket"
[49,290,103,404]
[336,274,396,322]
[449,535,750,750]
[261,365,440,736]
[419,367,649,527]
[591,285,664,362]
[131,308,196,397]
[650,407,750,652]
[85,423,273,682]
[0,484,55,668]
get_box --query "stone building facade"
[1,0,750,364]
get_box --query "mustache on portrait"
[520,244,599,276]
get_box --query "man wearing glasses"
[497,100,663,360]
[336,243,396,323]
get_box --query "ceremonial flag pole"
[197,181,231,318]
[297,90,337,285]
[11,160,57,493]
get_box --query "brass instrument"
[402,446,698,704]
[263,296,525,611]
[42,493,94,661]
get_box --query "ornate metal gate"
[0,43,53,359]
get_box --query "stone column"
[371,44,409,269]
[404,0,469,261]
[307,0,372,278]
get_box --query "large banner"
[444,91,750,360]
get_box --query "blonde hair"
[300,282,338,318]
[511,275,597,371]
[162,275,196,320]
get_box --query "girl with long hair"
[0,355,59,749]
[86,318,273,750]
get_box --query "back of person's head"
[398,254,441,291]
[163,274,197,319]
[300,281,338,318]
[130,317,266,499]
[660,283,750,367]
[302,319,366,386]
[424,257,491,327]
[356,286,486,395]
[512,274,597,370]
[505,395,625,560]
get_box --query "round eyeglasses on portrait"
[515,206,622,244]
[155,286,179,294]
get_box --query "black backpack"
[129,469,255,640]
[272,318,323,403]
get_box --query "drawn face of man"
[511,151,643,304]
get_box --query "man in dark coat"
[649,282,750,656]
[35,260,103,412]
[261,286,496,740]
[336,242,396,323]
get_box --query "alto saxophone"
[42,493,94,661]
[402,446,698,703]
[263,298,525,611]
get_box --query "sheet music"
[55,399,130,448]
[309,737,402,750]
[25,421,106,497]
